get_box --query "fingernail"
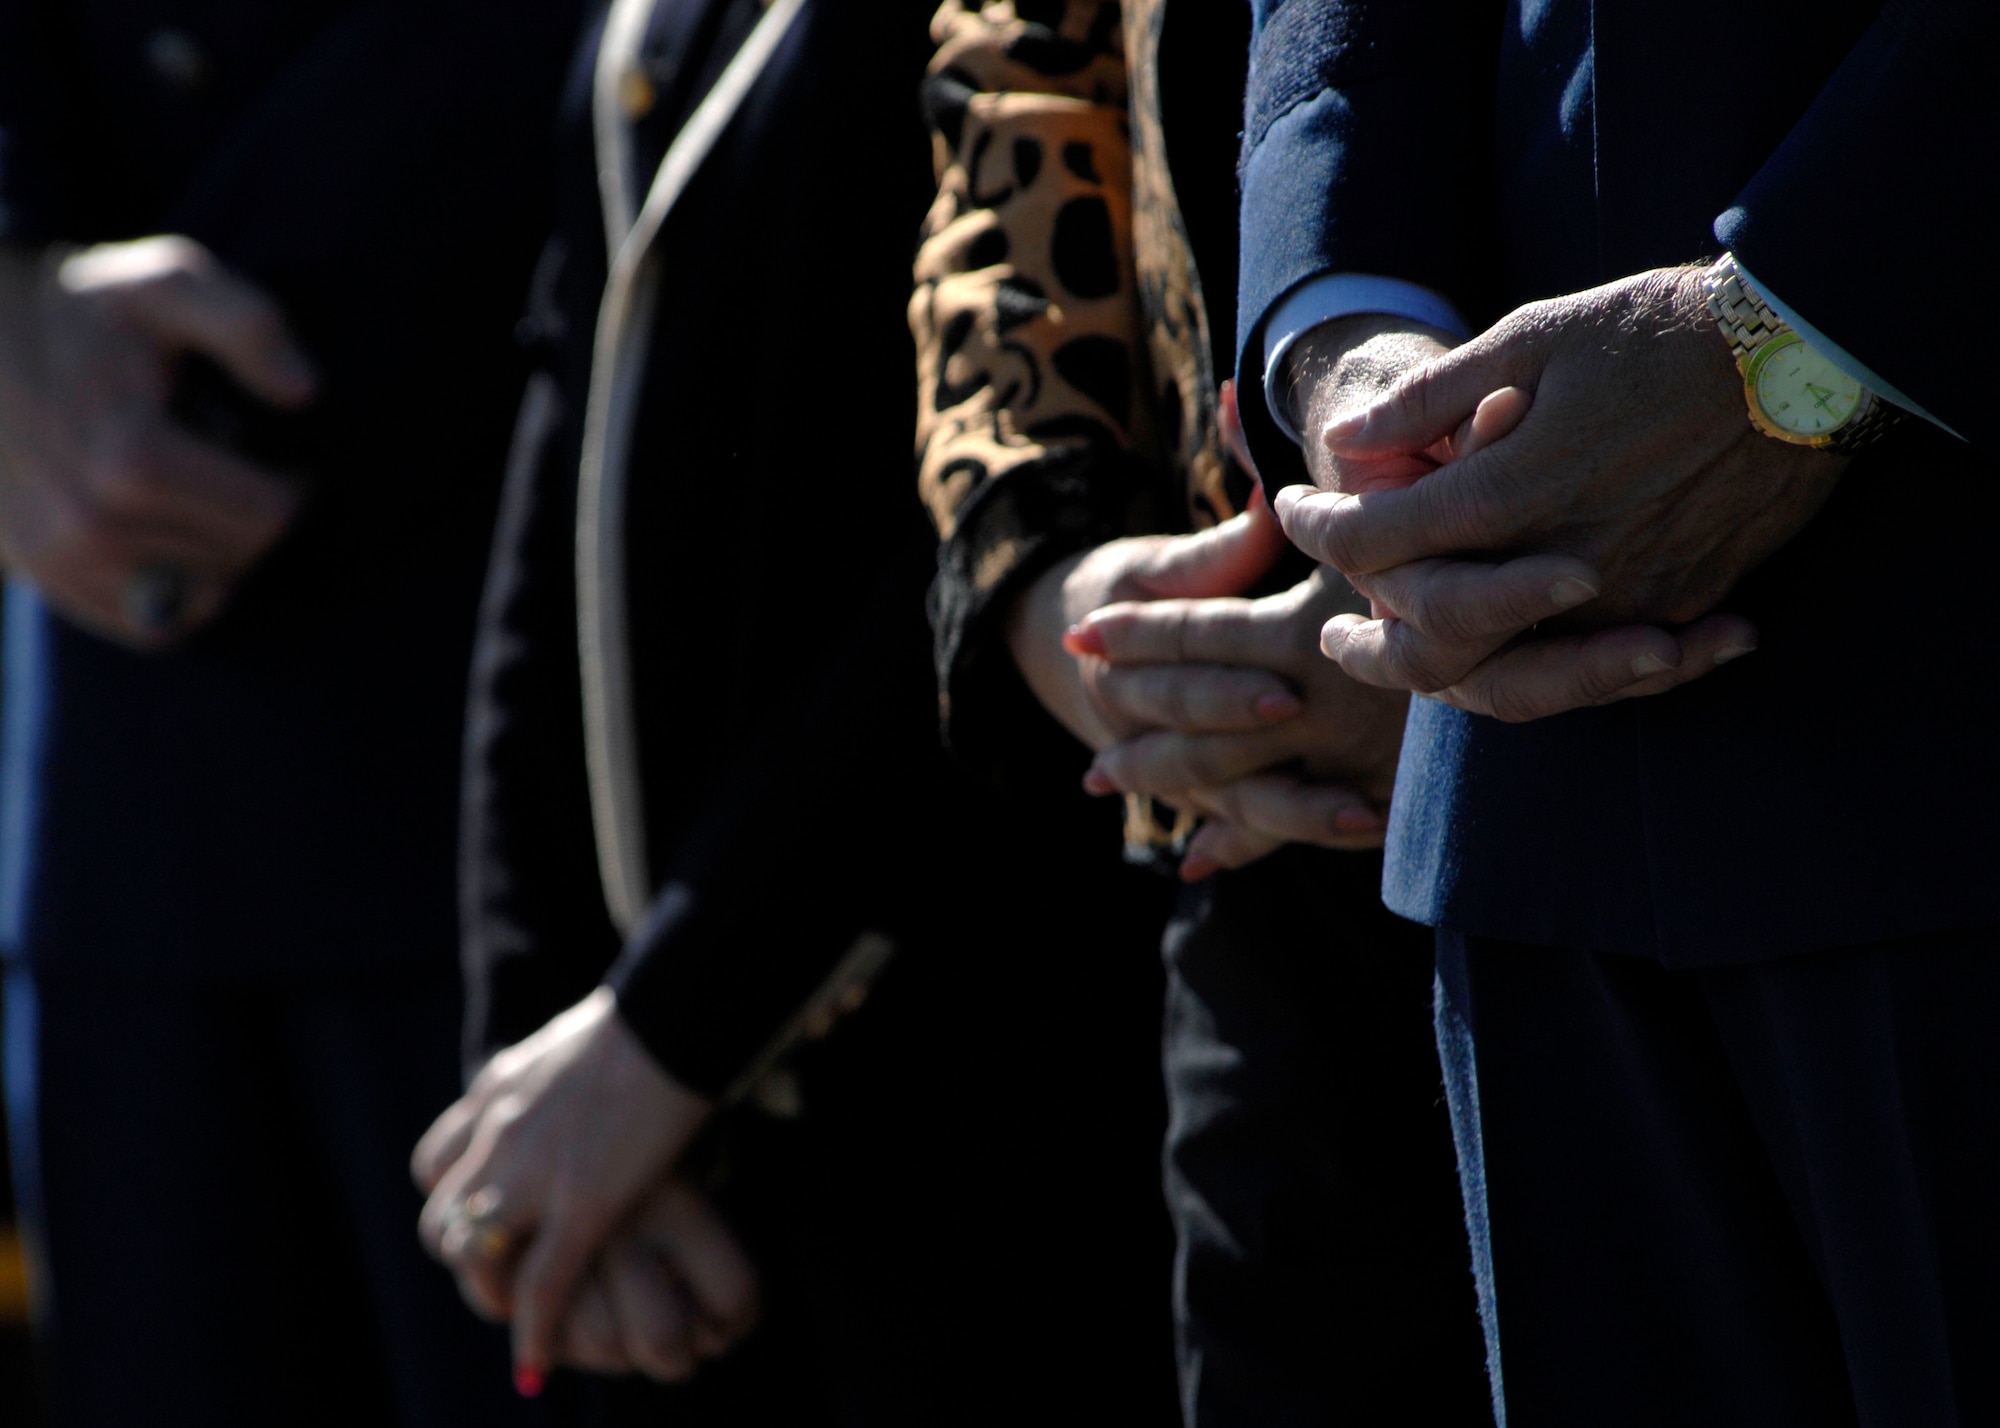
[1335,806,1386,830]
[1273,485,1305,520]
[1320,615,1368,660]
[1322,412,1367,445]
[1062,624,1106,657]
[1178,854,1218,883]
[1630,652,1675,678]
[1713,640,1758,666]
[1254,691,1302,721]
[514,1365,545,1399]
[1550,577,1599,609]
[1082,767,1117,795]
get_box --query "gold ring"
[451,1187,514,1259]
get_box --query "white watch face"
[1749,331,1864,437]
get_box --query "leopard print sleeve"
[910,0,1171,778]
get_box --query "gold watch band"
[1703,254,1787,362]
[1701,253,1902,453]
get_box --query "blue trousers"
[1438,926,2000,1427]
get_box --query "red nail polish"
[1082,768,1116,795]
[514,1365,545,1398]
[1062,624,1107,657]
[1179,856,1218,883]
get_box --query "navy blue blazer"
[1235,0,2000,966]
[0,0,584,979]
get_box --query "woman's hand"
[1069,566,1410,875]
[411,988,712,1393]
[547,1177,761,1388]
[1005,488,1298,754]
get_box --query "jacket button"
[618,67,656,120]
[145,29,211,92]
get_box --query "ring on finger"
[123,560,194,636]
[448,1186,515,1260]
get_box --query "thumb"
[1322,343,1518,462]
[1429,385,1533,465]
[1131,489,1287,601]
[111,247,319,408]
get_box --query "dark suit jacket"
[0,0,584,978]
[1235,0,2000,966]
[460,0,992,1092]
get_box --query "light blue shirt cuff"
[1260,273,1470,444]
[1737,260,1963,441]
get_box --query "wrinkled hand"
[1070,562,1407,876]
[412,988,713,1391]
[551,1177,760,1386]
[1067,350,1529,871]
[1278,267,1801,718]
[0,237,313,645]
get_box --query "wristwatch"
[1702,253,1900,452]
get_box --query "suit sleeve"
[598,511,948,1099]
[1232,0,1505,495]
[1714,0,1998,447]
[909,0,1169,785]
[459,361,626,1074]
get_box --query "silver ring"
[123,561,193,635]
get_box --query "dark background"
[1,974,48,1425]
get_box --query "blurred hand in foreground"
[0,236,312,644]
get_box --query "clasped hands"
[1275,266,1849,718]
[1010,384,1412,877]
[411,989,756,1394]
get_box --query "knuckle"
[1482,680,1544,724]
[1382,629,1453,694]
[1183,744,1236,787]
[1312,508,1368,574]
[1404,582,1482,646]
[84,443,156,514]
[1419,478,1502,553]
[1384,371,1437,428]
[1575,661,1641,708]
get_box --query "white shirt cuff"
[1737,260,1963,441]
[1260,273,1470,444]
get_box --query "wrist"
[1283,316,1457,449]
[1003,551,1106,749]
[595,987,716,1129]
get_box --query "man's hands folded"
[1278,267,1824,720]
